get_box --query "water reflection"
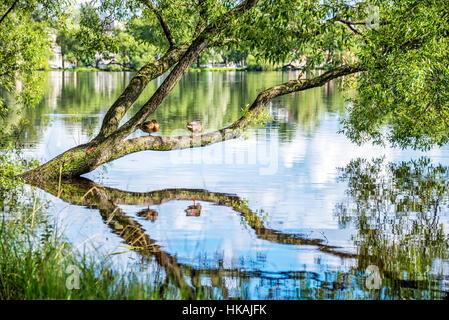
[29,156,449,299]
[31,178,355,256]
[335,157,449,299]
[15,71,345,157]
[31,178,354,299]
[18,72,133,147]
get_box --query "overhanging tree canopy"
[12,0,449,181]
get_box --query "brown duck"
[137,208,159,221]
[185,200,202,216]
[140,119,160,135]
[186,120,203,134]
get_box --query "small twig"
[81,185,103,199]
[140,0,176,48]
[105,207,119,225]
[130,233,146,246]
[0,0,18,25]
[336,19,364,36]
[57,162,63,198]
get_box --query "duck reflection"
[137,207,159,221]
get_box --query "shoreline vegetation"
[47,66,248,72]
[45,65,332,73]
[47,66,265,72]
[0,153,214,300]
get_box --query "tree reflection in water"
[336,157,449,299]
[30,158,449,299]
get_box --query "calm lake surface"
[14,71,449,299]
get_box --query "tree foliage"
[93,0,449,151]
[0,0,70,139]
[342,0,449,150]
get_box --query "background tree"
[221,48,248,67]
[56,22,79,68]
[112,23,159,69]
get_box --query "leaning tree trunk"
[21,62,361,182]
[22,38,208,182]
[21,0,263,182]
[19,0,361,183]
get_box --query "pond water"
[14,71,449,299]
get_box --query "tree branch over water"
[19,0,449,181]
[106,63,362,158]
